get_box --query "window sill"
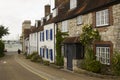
[95,24,110,28]
[77,23,83,26]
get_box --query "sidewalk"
[15,54,119,80]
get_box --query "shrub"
[81,47,102,73]
[111,51,120,76]
[26,51,43,63]
[0,40,5,57]
[43,60,50,66]
[31,54,43,63]
[56,56,64,66]
[87,60,102,73]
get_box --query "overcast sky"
[1,0,54,40]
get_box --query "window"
[62,21,68,32]
[70,0,77,9]
[46,48,48,59]
[96,9,109,27]
[49,49,53,61]
[46,30,48,40]
[46,29,53,41]
[50,29,53,40]
[96,46,110,65]
[53,8,58,17]
[77,15,82,25]
[40,32,44,42]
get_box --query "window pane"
[96,9,109,27]
[96,46,110,65]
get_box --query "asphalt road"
[0,52,45,80]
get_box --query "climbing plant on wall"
[56,28,68,66]
[80,24,101,47]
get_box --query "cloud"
[1,0,54,40]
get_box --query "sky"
[0,0,54,40]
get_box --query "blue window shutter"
[43,48,44,57]
[40,33,41,41]
[46,48,48,59]
[41,48,43,57]
[50,29,53,40]
[50,49,53,61]
[40,48,41,56]
[46,30,48,40]
[42,32,44,41]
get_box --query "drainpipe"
[54,23,57,63]
[37,32,38,53]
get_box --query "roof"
[62,37,80,44]
[54,0,119,23]
[27,0,119,33]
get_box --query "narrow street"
[0,52,118,80]
[0,52,45,80]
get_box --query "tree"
[0,25,9,39]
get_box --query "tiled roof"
[62,37,80,44]
[27,0,119,33]
[54,0,119,22]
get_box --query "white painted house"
[38,23,56,63]
[29,27,38,54]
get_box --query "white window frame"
[77,15,82,25]
[70,0,77,9]
[96,9,109,27]
[53,8,58,17]
[96,46,110,65]
[62,20,68,32]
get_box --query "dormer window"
[41,18,43,26]
[70,0,77,9]
[53,8,58,17]
[62,20,68,32]
[77,15,82,25]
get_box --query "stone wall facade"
[57,3,120,71]
[112,4,120,51]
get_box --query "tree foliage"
[80,24,101,46]
[0,40,5,57]
[0,25,9,38]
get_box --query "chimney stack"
[45,4,51,17]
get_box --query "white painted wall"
[38,23,56,63]
[29,32,38,54]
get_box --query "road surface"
[0,52,118,80]
[0,52,44,80]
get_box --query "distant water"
[5,43,22,52]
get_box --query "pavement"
[16,53,119,80]
[0,52,119,80]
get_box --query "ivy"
[56,29,68,66]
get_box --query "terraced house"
[53,0,120,71]
[22,0,120,71]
